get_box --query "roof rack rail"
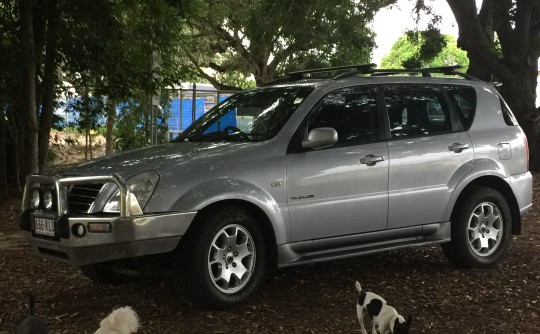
[262,64,480,86]
[368,65,479,80]
[262,63,377,86]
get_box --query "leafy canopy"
[381,34,469,69]
[182,0,396,86]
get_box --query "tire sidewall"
[454,188,512,267]
[184,207,267,308]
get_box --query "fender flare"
[172,178,288,245]
[444,158,511,222]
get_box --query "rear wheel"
[174,205,267,309]
[442,186,512,268]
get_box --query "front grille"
[68,183,104,213]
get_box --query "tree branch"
[205,61,228,73]
[492,0,513,59]
[478,0,494,39]
[207,22,259,72]
[446,0,514,82]
[268,41,308,73]
[512,0,533,59]
[184,50,241,91]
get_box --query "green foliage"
[183,0,397,85]
[114,97,170,151]
[418,28,447,61]
[56,0,191,152]
[395,0,449,69]
[66,97,106,134]
[400,28,448,69]
[215,71,256,90]
[381,34,469,69]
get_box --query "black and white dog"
[17,294,48,334]
[355,281,412,334]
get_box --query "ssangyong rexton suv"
[20,64,533,309]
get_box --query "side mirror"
[301,127,338,150]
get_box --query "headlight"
[103,171,160,213]
[31,189,40,209]
[43,190,53,210]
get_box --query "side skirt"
[277,222,451,268]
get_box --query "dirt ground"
[1,176,539,334]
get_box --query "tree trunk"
[0,120,8,198]
[89,130,93,159]
[85,127,89,160]
[38,0,59,173]
[19,0,39,177]
[106,99,116,155]
[447,0,540,171]
[253,64,274,86]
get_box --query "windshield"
[173,86,314,142]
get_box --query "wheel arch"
[182,199,279,272]
[447,175,521,235]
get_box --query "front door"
[286,85,389,242]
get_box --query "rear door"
[383,84,475,229]
[286,85,389,241]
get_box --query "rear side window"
[384,84,451,139]
[307,86,379,147]
[499,97,518,126]
[445,85,476,130]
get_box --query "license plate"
[35,218,55,237]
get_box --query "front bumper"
[21,211,195,265]
[19,174,196,265]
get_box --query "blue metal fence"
[54,85,239,141]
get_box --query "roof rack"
[262,64,479,86]
[368,65,479,80]
[262,63,377,86]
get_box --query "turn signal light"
[88,222,112,233]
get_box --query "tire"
[442,186,512,268]
[79,263,131,285]
[173,205,267,310]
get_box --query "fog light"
[31,189,40,209]
[43,191,53,210]
[88,222,112,233]
[72,223,86,237]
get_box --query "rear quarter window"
[445,85,476,130]
[499,96,519,126]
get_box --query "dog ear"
[406,315,413,327]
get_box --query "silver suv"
[20,64,533,309]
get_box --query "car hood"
[65,142,253,179]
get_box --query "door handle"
[360,154,384,166]
[448,142,470,153]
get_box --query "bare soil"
[1,176,539,334]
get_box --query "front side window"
[384,85,452,138]
[174,86,314,142]
[306,86,379,147]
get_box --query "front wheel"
[442,186,512,268]
[174,205,267,309]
